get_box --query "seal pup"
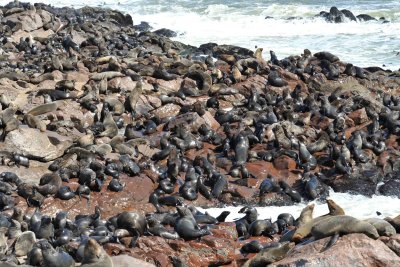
[81,239,113,267]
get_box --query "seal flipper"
[321,232,339,252]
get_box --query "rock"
[39,174,155,218]
[11,28,54,43]
[348,108,368,125]
[166,112,205,132]
[0,161,51,184]
[273,155,297,170]
[151,103,180,120]
[112,255,156,267]
[0,127,72,162]
[380,234,400,257]
[107,76,137,92]
[15,231,36,256]
[130,234,235,267]
[270,234,400,267]
[133,21,152,32]
[153,28,177,37]
[3,10,52,32]
[379,180,400,197]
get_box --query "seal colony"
[0,1,399,266]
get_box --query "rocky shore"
[0,1,399,266]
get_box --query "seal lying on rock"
[311,215,379,251]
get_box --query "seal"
[298,142,317,171]
[363,218,396,237]
[216,211,231,222]
[81,239,113,267]
[146,216,179,239]
[235,206,258,237]
[98,112,118,138]
[174,206,210,240]
[116,211,146,246]
[268,71,288,87]
[241,240,264,253]
[27,101,66,116]
[311,215,379,251]
[295,203,315,227]
[40,240,76,267]
[248,219,275,237]
[385,215,400,232]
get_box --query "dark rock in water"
[133,21,152,32]
[357,14,377,21]
[379,180,400,197]
[153,28,178,37]
[341,9,357,21]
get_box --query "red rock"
[37,174,155,218]
[271,234,400,267]
[202,111,221,130]
[211,222,238,240]
[103,243,127,256]
[273,155,297,170]
[348,108,369,125]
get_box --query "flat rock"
[112,254,156,267]
[1,127,72,162]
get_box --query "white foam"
[198,190,400,222]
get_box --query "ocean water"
[14,0,400,70]
[198,190,400,222]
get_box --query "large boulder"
[270,234,400,267]
[1,127,72,162]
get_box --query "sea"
[7,0,400,220]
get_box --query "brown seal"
[81,239,113,267]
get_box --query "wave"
[199,190,400,222]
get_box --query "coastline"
[0,2,399,266]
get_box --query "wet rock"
[379,180,400,197]
[271,234,400,267]
[153,28,177,37]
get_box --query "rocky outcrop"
[271,234,400,267]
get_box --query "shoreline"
[0,2,399,266]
